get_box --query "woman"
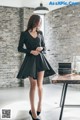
[16,14,55,120]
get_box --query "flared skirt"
[16,53,55,79]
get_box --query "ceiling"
[0,0,80,12]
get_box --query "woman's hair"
[26,14,41,32]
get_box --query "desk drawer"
[58,68,71,75]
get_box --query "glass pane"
[39,15,44,35]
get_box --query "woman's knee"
[37,83,43,90]
[29,77,37,89]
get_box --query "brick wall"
[0,6,33,87]
[45,4,80,73]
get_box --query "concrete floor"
[0,84,80,120]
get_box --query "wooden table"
[52,74,80,120]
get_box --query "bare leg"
[29,76,37,119]
[37,71,44,112]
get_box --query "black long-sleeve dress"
[16,30,55,79]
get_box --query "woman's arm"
[36,31,46,53]
[17,32,31,54]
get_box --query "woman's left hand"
[36,47,43,52]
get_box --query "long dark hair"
[26,14,41,32]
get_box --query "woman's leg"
[29,76,37,118]
[37,71,44,112]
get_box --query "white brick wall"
[44,4,80,73]
[0,6,34,87]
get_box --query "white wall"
[0,0,22,7]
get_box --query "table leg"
[59,83,68,120]
[60,84,66,107]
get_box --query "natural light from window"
[39,15,44,35]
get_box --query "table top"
[52,74,80,84]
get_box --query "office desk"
[52,74,80,120]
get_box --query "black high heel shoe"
[37,111,41,116]
[29,110,40,120]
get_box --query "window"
[39,15,44,35]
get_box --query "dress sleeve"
[17,32,31,54]
[41,31,46,52]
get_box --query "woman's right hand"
[30,50,40,56]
